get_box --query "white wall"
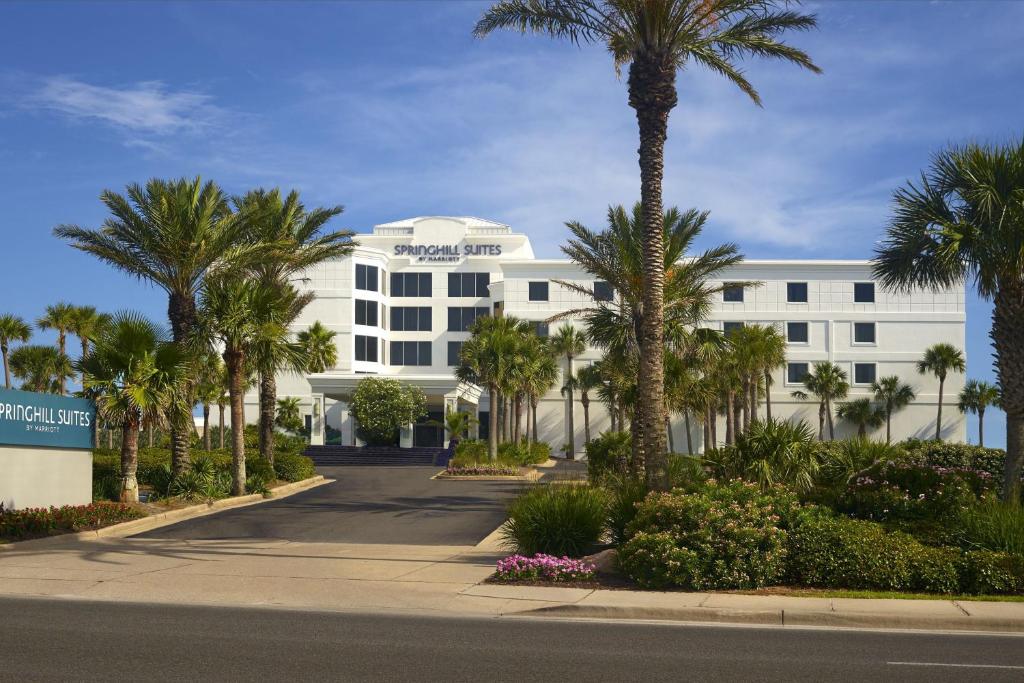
[0,446,92,510]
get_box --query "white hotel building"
[249,216,966,454]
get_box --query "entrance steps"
[304,445,450,467]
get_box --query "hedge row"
[0,503,144,542]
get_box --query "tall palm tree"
[574,363,602,446]
[550,324,587,458]
[234,188,352,462]
[0,314,31,389]
[837,398,885,437]
[872,139,1024,497]
[298,321,338,373]
[871,375,916,444]
[555,203,744,484]
[792,361,849,441]
[917,343,966,441]
[959,379,1000,448]
[731,323,787,422]
[37,302,77,395]
[476,0,819,488]
[68,306,109,361]
[198,277,297,495]
[9,345,72,394]
[524,338,559,444]
[76,313,187,502]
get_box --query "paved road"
[134,465,526,545]
[3,596,1024,682]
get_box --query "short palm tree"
[550,325,586,458]
[194,353,224,451]
[837,398,885,438]
[9,345,72,394]
[275,396,305,435]
[55,176,253,474]
[0,314,31,389]
[76,312,188,502]
[959,379,1001,448]
[37,302,77,395]
[475,0,820,488]
[298,321,338,373]
[871,375,916,444]
[574,363,602,446]
[917,343,966,441]
[872,138,1024,497]
[792,362,849,441]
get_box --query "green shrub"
[1,502,144,541]
[836,461,989,524]
[959,497,1024,556]
[349,377,427,446]
[585,431,631,482]
[959,550,1024,595]
[815,438,908,488]
[272,450,316,482]
[502,484,609,557]
[901,439,1006,487]
[705,419,818,492]
[786,512,960,593]
[666,454,706,490]
[618,480,799,590]
[454,439,488,465]
[603,475,648,546]
[496,441,549,466]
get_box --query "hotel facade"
[248,216,967,454]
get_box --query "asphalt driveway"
[134,466,528,545]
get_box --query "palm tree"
[524,338,559,444]
[76,313,187,502]
[0,314,31,389]
[476,0,819,488]
[574,363,602,446]
[792,362,849,441]
[68,306,109,361]
[872,139,1024,497]
[550,325,586,458]
[871,376,916,444]
[55,176,253,474]
[234,188,351,463]
[917,343,966,441]
[275,396,305,435]
[555,203,744,484]
[37,302,77,395]
[837,398,885,437]
[959,379,1000,448]
[298,321,338,373]
[198,277,297,495]
[731,323,787,423]
[194,353,224,451]
[9,345,72,394]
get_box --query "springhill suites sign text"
[0,388,95,450]
[394,243,502,263]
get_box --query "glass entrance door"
[413,411,444,448]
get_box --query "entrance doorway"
[413,410,444,448]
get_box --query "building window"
[593,281,614,302]
[354,299,378,327]
[448,272,490,298]
[448,306,489,332]
[723,283,744,302]
[787,322,809,343]
[532,321,549,338]
[478,411,489,441]
[390,341,431,367]
[528,281,549,302]
[390,306,432,332]
[447,341,464,367]
[854,282,875,303]
[854,363,877,385]
[354,335,378,362]
[723,321,744,337]
[390,272,432,297]
[355,264,378,292]
[787,362,809,385]
[787,282,808,303]
[854,322,876,344]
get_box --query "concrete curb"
[518,603,1024,633]
[0,475,330,551]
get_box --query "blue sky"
[0,1,1021,444]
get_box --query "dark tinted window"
[855,363,877,385]
[354,299,377,327]
[448,272,491,297]
[447,341,464,367]
[448,307,489,332]
[787,282,808,303]
[723,321,744,337]
[787,322,809,343]
[723,283,744,302]
[390,272,431,297]
[390,341,431,366]
[529,281,549,301]
[854,282,875,303]
[854,322,876,344]
[355,264,378,292]
[594,281,614,302]
[788,362,809,384]
[390,307,432,332]
[354,335,378,362]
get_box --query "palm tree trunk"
[218,405,226,450]
[826,398,836,441]
[531,400,538,444]
[936,376,945,441]
[725,393,735,446]
[119,414,141,503]
[225,349,247,497]
[107,424,113,449]
[630,57,675,492]
[703,409,711,453]
[818,402,826,441]
[618,404,626,433]
[684,410,693,455]
[708,406,718,449]
[742,379,751,433]
[168,291,197,476]
[763,369,772,421]
[258,373,276,465]
[994,287,1024,500]
[885,406,893,444]
[2,347,10,389]
[148,422,154,448]
[858,423,866,437]
[57,333,66,396]
[666,415,675,453]
[513,394,522,442]
[581,396,591,445]
[749,380,758,424]
[565,354,576,459]
[93,414,100,450]
[487,385,498,461]
[979,406,986,449]
[203,405,211,451]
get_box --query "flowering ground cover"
[444,463,521,477]
[495,554,597,582]
[0,502,145,542]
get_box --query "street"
[2,596,1024,682]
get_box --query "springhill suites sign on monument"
[0,388,95,450]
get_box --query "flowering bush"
[0,502,144,541]
[495,554,597,582]
[618,480,799,590]
[445,464,519,476]
[901,439,1007,488]
[349,377,427,446]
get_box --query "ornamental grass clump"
[502,483,609,558]
[494,554,597,582]
[959,497,1024,557]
